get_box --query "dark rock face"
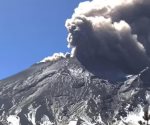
[0,57,150,125]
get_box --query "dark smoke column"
[65,0,150,74]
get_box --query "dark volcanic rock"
[0,57,150,125]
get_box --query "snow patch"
[40,115,54,125]
[25,104,41,125]
[96,114,105,125]
[7,115,20,125]
[68,120,78,125]
[146,91,150,104]
[69,68,83,77]
[118,105,150,125]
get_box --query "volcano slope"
[0,56,150,125]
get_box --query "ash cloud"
[65,0,150,74]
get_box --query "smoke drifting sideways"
[40,52,70,63]
[65,0,150,74]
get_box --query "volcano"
[1,0,150,124]
[0,56,150,125]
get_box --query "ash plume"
[65,0,150,74]
[40,52,70,63]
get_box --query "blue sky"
[0,0,85,79]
